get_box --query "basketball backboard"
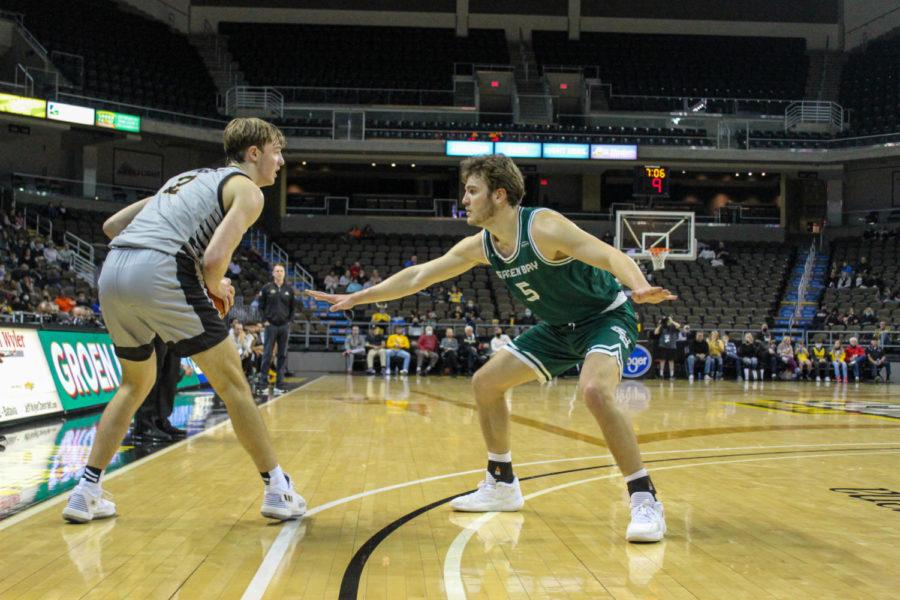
[614,210,696,261]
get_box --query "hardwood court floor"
[1,376,899,600]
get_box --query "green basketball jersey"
[482,207,627,326]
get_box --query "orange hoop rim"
[648,247,670,255]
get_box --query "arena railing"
[57,92,228,129]
[841,207,900,227]
[12,173,155,205]
[276,86,456,107]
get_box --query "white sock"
[623,468,648,483]
[488,451,512,463]
[266,465,288,488]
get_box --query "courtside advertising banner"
[0,328,63,423]
[38,330,123,412]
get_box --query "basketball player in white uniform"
[63,118,305,523]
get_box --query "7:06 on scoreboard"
[633,165,669,197]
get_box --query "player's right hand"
[307,290,357,312]
[212,277,235,314]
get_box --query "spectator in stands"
[324,270,339,293]
[43,243,59,264]
[230,321,255,376]
[776,336,799,379]
[830,341,848,383]
[227,259,242,276]
[826,262,840,287]
[404,255,418,268]
[343,325,367,374]
[349,261,362,279]
[875,321,891,345]
[794,340,813,381]
[715,241,730,265]
[762,339,779,379]
[757,323,773,344]
[490,326,512,357]
[439,328,460,375]
[738,333,760,381]
[880,287,895,303]
[845,308,860,327]
[370,303,391,325]
[367,269,383,286]
[408,311,425,338]
[464,299,480,320]
[332,258,345,275]
[722,334,740,379]
[867,338,890,383]
[685,331,708,381]
[54,289,76,313]
[825,309,842,327]
[841,261,853,277]
[458,325,483,375]
[0,272,20,299]
[36,292,60,319]
[519,308,536,326]
[365,326,387,375]
[811,339,829,381]
[844,337,866,383]
[705,330,724,380]
[448,283,463,307]
[654,316,680,379]
[337,269,351,289]
[837,271,852,289]
[433,285,448,304]
[812,305,829,329]
[347,225,361,241]
[385,324,411,375]
[678,323,691,343]
[345,277,363,294]
[361,225,376,239]
[861,307,877,326]
[57,243,74,271]
[415,326,440,375]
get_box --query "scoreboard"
[633,165,669,197]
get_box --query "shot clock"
[633,165,669,197]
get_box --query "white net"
[649,248,669,271]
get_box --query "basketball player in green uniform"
[310,154,676,542]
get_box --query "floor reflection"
[0,391,218,520]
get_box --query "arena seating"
[638,242,796,334]
[532,32,808,111]
[840,37,900,137]
[820,235,900,332]
[220,23,508,105]
[0,0,219,117]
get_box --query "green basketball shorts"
[504,304,638,382]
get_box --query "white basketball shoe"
[626,492,666,542]
[260,473,307,520]
[449,471,524,512]
[62,481,117,523]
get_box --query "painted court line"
[0,378,320,533]
[241,441,900,600]
[441,449,900,600]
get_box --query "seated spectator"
[415,326,439,375]
[367,269,383,286]
[827,262,840,287]
[762,339,779,379]
[845,308,860,327]
[776,336,799,379]
[361,224,376,239]
[489,326,512,356]
[458,325,483,375]
[519,308,537,326]
[408,311,425,338]
[36,293,60,319]
[54,289,76,313]
[347,225,361,240]
[439,328,460,374]
[812,305,829,328]
[810,340,829,381]
[794,341,813,381]
[875,321,891,346]
[722,334,740,379]
[715,241,730,264]
[867,338,890,383]
[370,303,391,325]
[836,271,852,289]
[432,285,448,304]
[861,306,877,326]
[448,283,463,308]
[385,324,411,375]
[338,269,351,289]
[843,337,866,383]
[345,277,363,293]
[705,330,724,380]
[365,326,387,374]
[685,331,708,381]
[830,341,848,382]
[57,243,75,271]
[757,323,773,344]
[323,270,339,293]
[738,333,759,381]
[43,243,59,264]
[343,325,367,373]
[463,299,480,320]
[404,255,418,268]
[825,309,842,327]
[349,261,362,279]
[230,321,255,376]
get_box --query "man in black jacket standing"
[256,264,295,394]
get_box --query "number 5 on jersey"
[515,281,541,302]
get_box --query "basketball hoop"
[648,247,669,271]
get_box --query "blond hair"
[460,154,525,206]
[223,118,285,164]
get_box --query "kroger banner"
[622,344,653,379]
[0,328,64,423]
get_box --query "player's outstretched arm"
[308,233,486,312]
[531,211,677,304]
[102,197,153,239]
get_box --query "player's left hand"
[631,286,677,304]
[307,289,358,312]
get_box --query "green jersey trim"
[527,208,575,266]
[504,343,552,382]
[587,343,625,376]
[484,206,524,264]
